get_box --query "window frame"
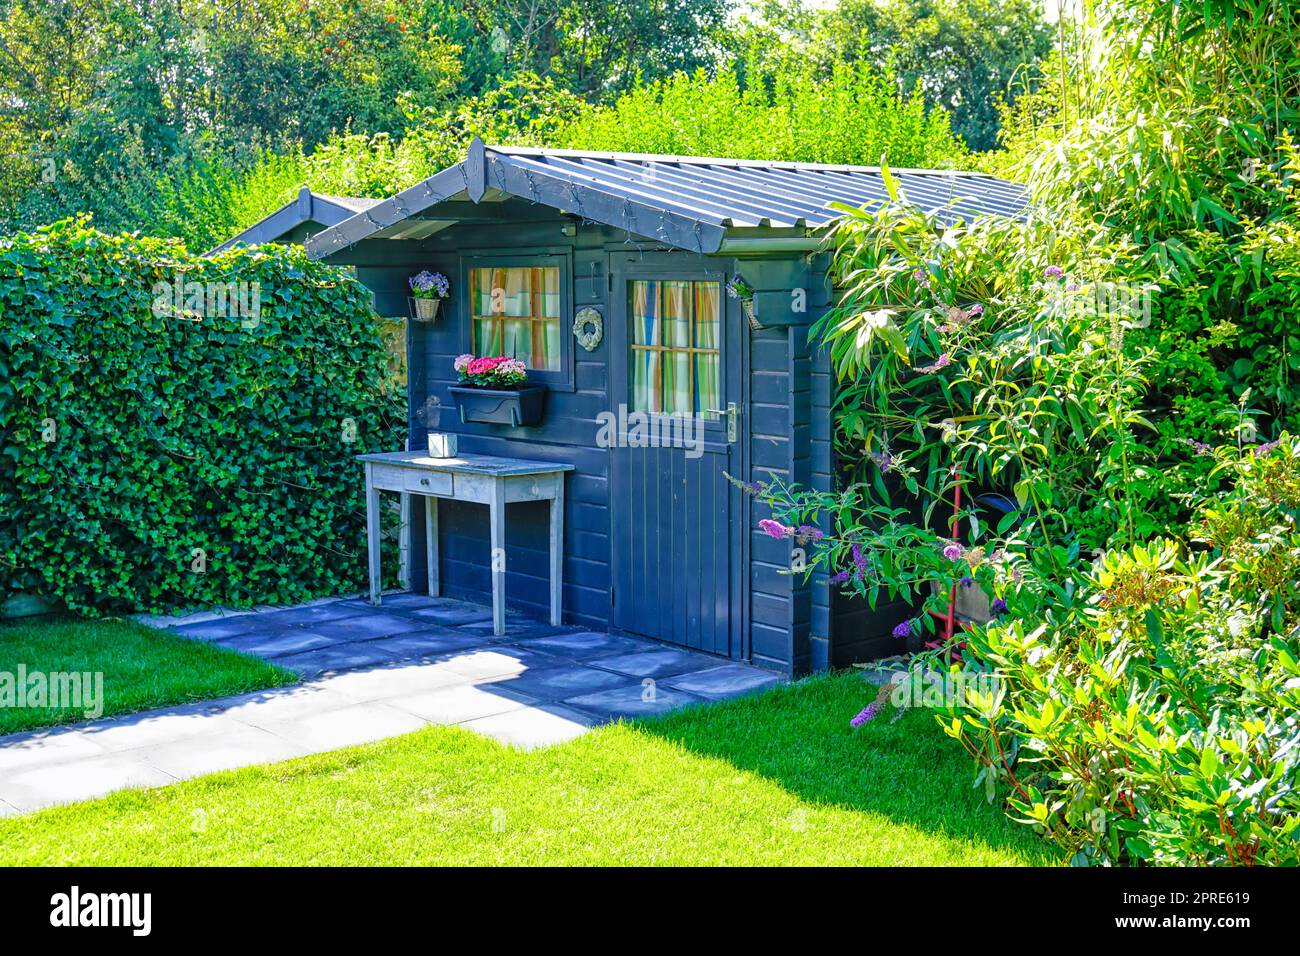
[626,276,725,422]
[458,249,573,390]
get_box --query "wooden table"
[358,451,574,636]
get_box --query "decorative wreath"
[573,307,604,351]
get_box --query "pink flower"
[758,519,791,539]
[942,543,964,561]
[453,353,474,374]
[916,353,952,375]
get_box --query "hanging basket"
[409,297,442,322]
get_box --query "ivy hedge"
[0,218,404,614]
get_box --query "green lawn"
[0,616,296,736]
[0,673,1053,865]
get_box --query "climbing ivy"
[0,217,404,614]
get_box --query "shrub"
[0,218,404,614]
[942,438,1300,866]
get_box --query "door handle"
[707,402,738,443]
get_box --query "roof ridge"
[483,144,1011,181]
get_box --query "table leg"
[425,495,439,597]
[549,480,564,626]
[489,478,506,636]
[398,492,411,591]
[364,463,381,606]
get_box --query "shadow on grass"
[632,671,1056,865]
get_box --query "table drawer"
[368,464,408,491]
[402,469,452,496]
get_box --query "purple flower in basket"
[409,270,450,299]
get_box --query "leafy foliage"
[943,440,1300,866]
[0,218,404,614]
[553,59,966,168]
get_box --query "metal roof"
[207,188,382,255]
[306,139,1029,259]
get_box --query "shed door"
[609,254,743,658]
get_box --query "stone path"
[0,593,783,816]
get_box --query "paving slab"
[564,684,707,721]
[130,725,308,779]
[435,647,568,681]
[588,648,720,680]
[274,641,407,678]
[214,628,345,658]
[243,603,374,627]
[0,755,177,812]
[514,631,648,659]
[401,601,496,626]
[494,664,634,701]
[0,727,110,774]
[385,683,538,725]
[252,702,430,752]
[305,613,431,641]
[664,664,784,699]
[312,662,468,703]
[461,705,594,749]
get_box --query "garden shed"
[307,139,1028,676]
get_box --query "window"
[470,265,561,371]
[629,279,720,418]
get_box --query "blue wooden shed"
[306,139,1028,676]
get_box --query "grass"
[0,672,1054,865]
[0,615,297,736]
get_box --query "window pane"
[662,281,691,348]
[664,351,691,415]
[630,280,659,347]
[470,265,561,371]
[631,347,660,413]
[694,281,719,349]
[694,352,719,416]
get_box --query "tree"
[730,0,1052,151]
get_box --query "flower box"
[450,383,547,427]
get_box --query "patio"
[0,594,783,815]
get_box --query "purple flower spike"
[850,704,879,728]
[795,525,824,541]
[942,543,965,561]
[969,303,984,316]
[991,598,1008,615]
[1044,265,1064,279]
[892,619,914,639]
[758,518,791,539]
[829,570,851,584]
